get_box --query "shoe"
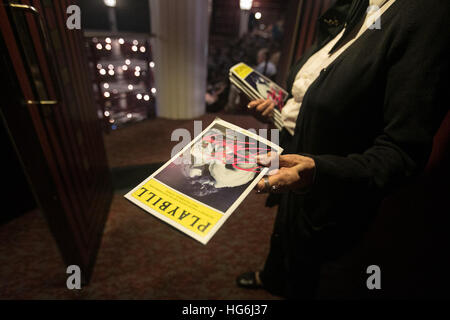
[236,271,264,289]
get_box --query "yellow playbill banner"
[125,118,283,244]
[231,62,253,79]
[131,179,222,237]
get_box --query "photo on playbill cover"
[124,118,283,244]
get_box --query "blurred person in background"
[255,48,277,79]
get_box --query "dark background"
[79,0,150,33]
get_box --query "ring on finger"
[271,183,281,192]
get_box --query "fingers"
[254,157,316,194]
[278,154,311,168]
[255,177,266,192]
[247,99,276,123]
[255,174,282,193]
[257,153,310,170]
[247,99,273,113]
[254,99,270,111]
[247,99,266,109]
[278,155,298,168]
[256,151,279,167]
[256,153,296,169]
[256,171,291,194]
[261,102,275,117]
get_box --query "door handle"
[7,2,60,106]
[26,100,58,105]
[8,3,39,14]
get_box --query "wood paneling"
[0,0,112,282]
[211,0,240,37]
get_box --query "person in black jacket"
[237,0,450,298]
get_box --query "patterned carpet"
[1,112,449,299]
[0,113,281,299]
[0,193,281,299]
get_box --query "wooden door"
[0,0,112,283]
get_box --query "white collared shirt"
[281,0,394,135]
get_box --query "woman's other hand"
[247,99,275,123]
[255,153,316,194]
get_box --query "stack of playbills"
[229,62,289,130]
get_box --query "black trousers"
[259,129,320,298]
[260,192,322,299]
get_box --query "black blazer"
[277,0,450,259]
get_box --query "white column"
[239,10,250,38]
[107,7,118,32]
[149,0,209,119]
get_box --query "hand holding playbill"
[125,119,283,244]
[254,153,316,194]
[247,99,277,124]
[229,62,289,130]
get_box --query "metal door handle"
[8,3,39,14]
[26,100,58,105]
[7,2,60,106]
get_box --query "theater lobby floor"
[0,113,283,299]
[3,111,446,299]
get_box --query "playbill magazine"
[229,62,289,130]
[125,119,283,244]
